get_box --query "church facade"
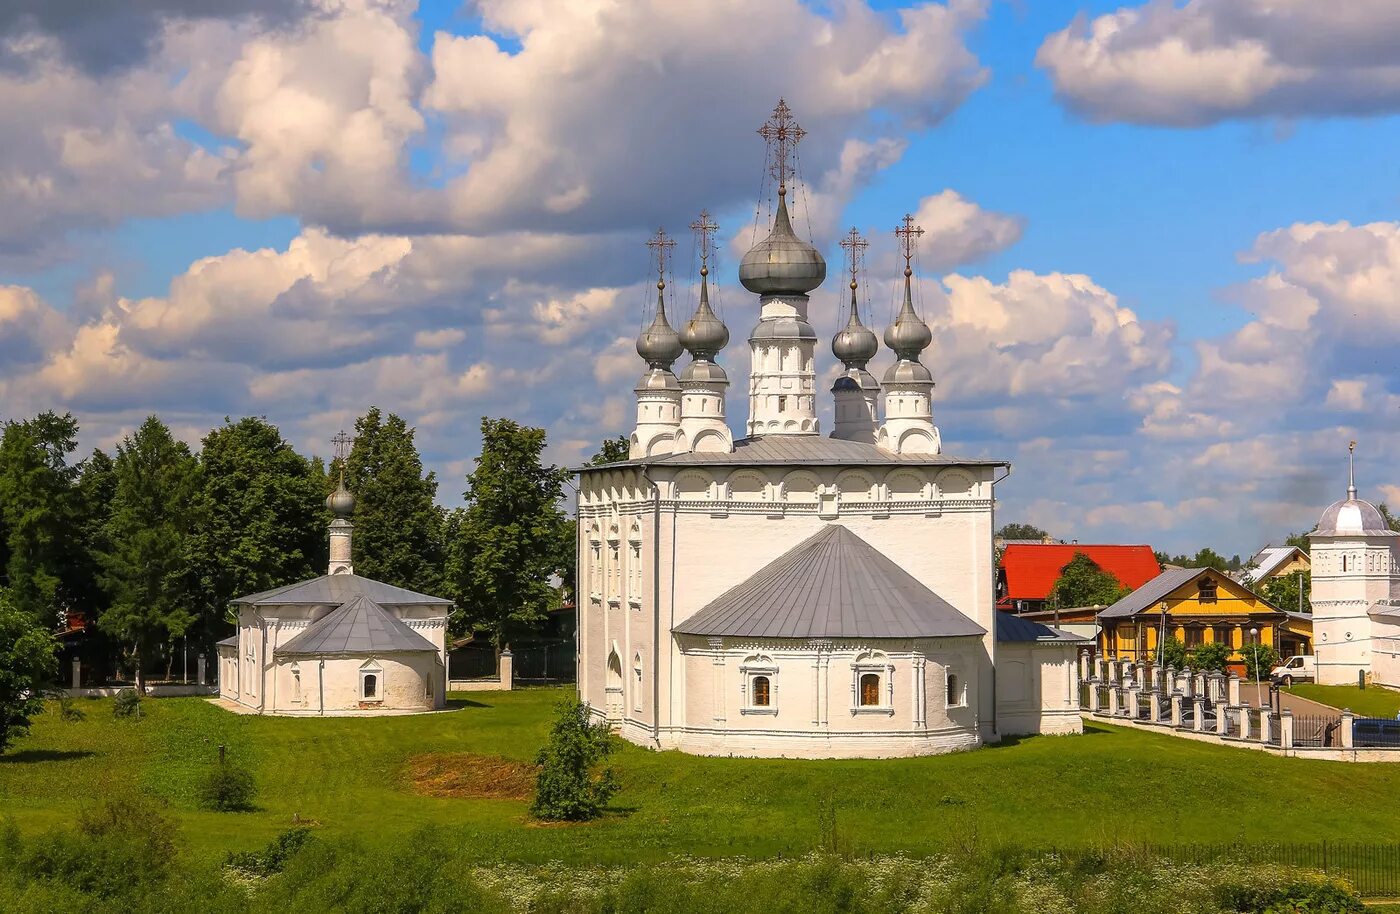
[575,102,1083,758]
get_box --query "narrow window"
[363,674,377,699]
[1198,577,1217,603]
[860,673,880,707]
[946,673,961,708]
[1342,555,1349,572]
[752,675,771,707]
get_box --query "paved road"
[1241,682,1341,716]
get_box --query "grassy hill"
[5,687,1400,864]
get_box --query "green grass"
[1288,684,1400,718]
[8,688,1400,866]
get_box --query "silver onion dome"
[884,267,932,359]
[636,284,683,369]
[739,190,826,296]
[832,282,878,369]
[680,267,729,358]
[1315,497,1391,536]
[326,476,356,517]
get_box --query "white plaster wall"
[996,643,1083,737]
[1309,536,1400,684]
[1371,616,1400,689]
[265,654,436,714]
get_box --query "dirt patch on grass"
[404,753,535,801]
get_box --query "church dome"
[326,479,356,517]
[1315,497,1393,536]
[679,270,729,357]
[739,191,826,296]
[832,286,878,369]
[636,287,683,368]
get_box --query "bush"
[1242,644,1281,682]
[20,795,177,900]
[225,827,314,878]
[198,761,256,811]
[112,688,141,718]
[1160,637,1188,671]
[531,697,618,821]
[1191,642,1232,673]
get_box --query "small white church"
[574,101,1084,759]
[216,472,453,715]
[1308,447,1400,688]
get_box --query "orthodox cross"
[331,429,352,485]
[895,213,925,275]
[690,210,719,276]
[757,98,806,193]
[646,227,676,289]
[839,227,868,287]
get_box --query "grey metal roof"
[275,594,437,656]
[673,524,985,639]
[1315,497,1399,536]
[1097,567,1207,619]
[232,573,452,607]
[995,612,1086,643]
[580,435,1006,471]
[216,634,237,647]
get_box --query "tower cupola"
[876,214,941,455]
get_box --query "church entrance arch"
[605,647,624,725]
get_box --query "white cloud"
[1037,0,1400,125]
[911,190,1024,270]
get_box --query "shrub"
[1160,637,1188,671]
[531,697,618,821]
[198,761,256,811]
[1241,644,1281,682]
[225,827,314,878]
[1191,641,1232,673]
[21,795,177,899]
[112,687,141,718]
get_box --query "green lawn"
[7,688,1400,866]
[1289,684,1400,718]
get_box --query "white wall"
[1309,535,1400,685]
[995,642,1083,736]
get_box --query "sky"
[3,0,1400,556]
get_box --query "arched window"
[860,673,881,707]
[362,673,377,699]
[945,672,963,708]
[752,675,771,707]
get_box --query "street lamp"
[1250,626,1261,685]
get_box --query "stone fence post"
[1192,697,1205,732]
[1238,704,1252,740]
[1215,700,1228,736]
[1149,691,1163,723]
[1181,667,1194,698]
[1108,687,1121,716]
[1280,710,1294,749]
[1170,693,1183,727]
[1341,709,1355,750]
[1227,674,1241,707]
[1259,711,1272,745]
[499,649,514,690]
[1088,682,1101,712]
[71,657,81,690]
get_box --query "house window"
[362,673,378,699]
[860,673,881,706]
[752,676,771,707]
[740,656,778,714]
[946,671,966,708]
[1185,626,1204,649]
[1213,626,1232,648]
[1198,578,1217,603]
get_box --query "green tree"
[0,412,83,624]
[588,435,630,467]
[1378,503,1400,533]
[0,589,59,754]
[997,522,1050,541]
[1261,569,1311,615]
[1160,636,1188,671]
[531,696,618,821]
[98,417,204,689]
[1049,552,1130,609]
[1190,641,1231,673]
[447,418,571,653]
[344,409,443,594]
[191,417,324,647]
[1241,643,1280,682]
[69,449,117,624]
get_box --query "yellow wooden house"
[1097,567,1292,670]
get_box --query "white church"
[574,101,1085,759]
[1308,447,1400,688]
[216,471,453,715]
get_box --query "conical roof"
[276,594,437,656]
[673,524,983,639]
[233,573,452,607]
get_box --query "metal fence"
[1293,714,1342,748]
[1145,842,1400,897]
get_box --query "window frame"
[851,656,894,715]
[359,660,384,703]
[740,657,778,715]
[945,668,967,709]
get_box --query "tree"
[1049,552,1130,609]
[446,418,571,653]
[1190,641,1231,673]
[190,417,324,648]
[344,408,443,594]
[1261,569,1311,615]
[1241,643,1280,682]
[531,696,618,821]
[0,412,83,624]
[1160,636,1188,671]
[588,435,630,467]
[1378,503,1400,533]
[98,417,204,689]
[0,589,59,754]
[69,449,117,624]
[997,522,1050,542]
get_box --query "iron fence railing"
[1293,714,1342,748]
[1142,841,1400,898]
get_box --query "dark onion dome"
[884,267,932,359]
[832,282,878,369]
[326,477,356,517]
[636,284,683,368]
[1315,496,1395,536]
[680,268,729,358]
[739,189,826,296]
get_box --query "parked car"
[1270,654,1315,686]
[1352,717,1400,748]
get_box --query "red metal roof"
[998,544,1160,606]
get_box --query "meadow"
[5,686,1400,867]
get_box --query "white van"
[1270,655,1315,686]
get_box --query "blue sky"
[3,0,1400,555]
